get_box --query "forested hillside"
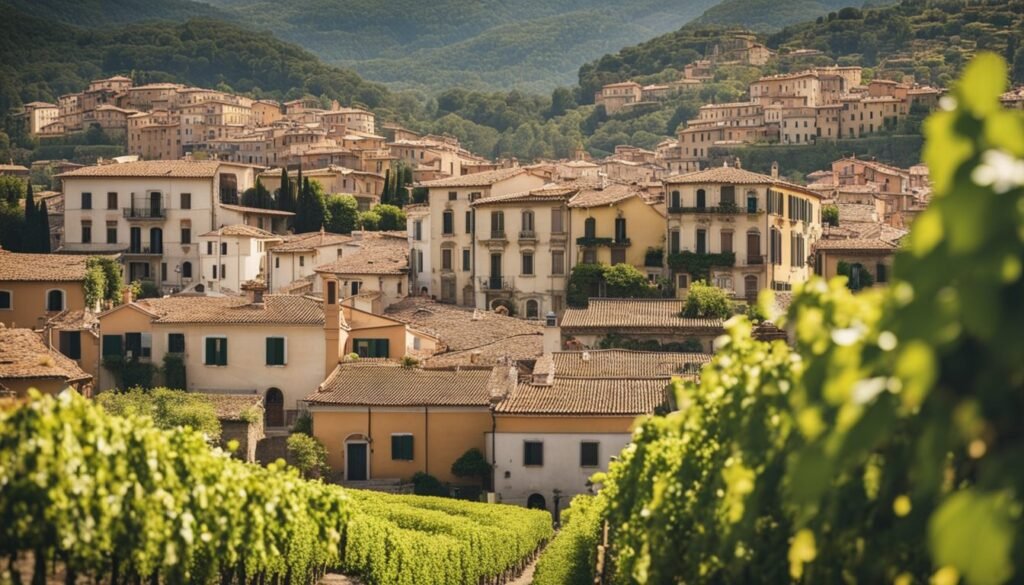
[5,0,226,25]
[192,0,722,92]
[692,0,894,30]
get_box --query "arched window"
[181,261,192,278]
[584,217,596,239]
[150,227,163,254]
[696,189,706,209]
[521,210,534,234]
[525,300,539,319]
[46,289,65,312]
[527,493,547,510]
[264,388,284,428]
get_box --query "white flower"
[971,149,1024,194]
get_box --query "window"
[46,289,65,312]
[611,248,626,265]
[696,229,707,254]
[614,218,627,243]
[466,211,473,234]
[526,299,539,319]
[180,193,191,209]
[551,208,564,233]
[670,229,680,254]
[442,248,453,271]
[391,434,414,461]
[414,220,422,241]
[220,242,228,255]
[580,442,599,467]
[327,280,337,305]
[81,192,92,210]
[59,331,81,360]
[462,248,471,272]
[584,217,596,239]
[442,210,454,235]
[522,252,534,275]
[125,332,152,359]
[212,265,218,279]
[677,273,689,289]
[81,221,92,244]
[583,248,597,264]
[102,335,122,358]
[266,337,286,366]
[351,281,361,296]
[107,192,118,210]
[354,339,389,358]
[106,221,117,244]
[207,241,213,255]
[747,191,759,213]
[0,290,10,309]
[696,189,706,209]
[448,191,457,201]
[721,230,733,253]
[161,262,168,282]
[181,262,192,278]
[299,255,305,267]
[490,211,504,237]
[720,186,735,206]
[877,263,889,283]
[551,250,565,275]
[670,190,681,209]
[524,441,544,466]
[204,337,228,366]
[181,226,191,244]
[168,333,185,354]
[521,210,534,234]
[770,228,782,265]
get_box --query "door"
[130,227,142,253]
[264,388,284,428]
[149,192,161,217]
[745,275,759,302]
[346,442,368,481]
[441,279,456,303]
[150,228,163,254]
[489,253,502,289]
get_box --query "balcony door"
[149,192,161,216]
[746,231,761,264]
[489,253,502,289]
[130,227,142,253]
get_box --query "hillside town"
[0,63,942,515]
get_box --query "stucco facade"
[0,280,86,330]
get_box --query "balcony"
[745,254,766,266]
[123,207,165,220]
[481,230,507,242]
[576,236,613,247]
[124,246,163,256]
[666,202,743,215]
[518,230,537,242]
[479,276,514,291]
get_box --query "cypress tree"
[294,177,311,233]
[380,168,392,205]
[35,200,51,253]
[277,167,294,212]
[24,180,35,223]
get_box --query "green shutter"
[205,338,217,365]
[266,338,285,365]
[102,335,122,358]
[266,337,274,365]
[376,339,389,358]
[391,435,413,460]
[218,338,228,366]
[277,339,285,365]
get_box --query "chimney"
[322,276,348,378]
[470,350,482,365]
[734,157,742,169]
[771,161,779,179]
[542,311,561,355]
[531,356,555,386]
[122,286,134,305]
[240,277,267,306]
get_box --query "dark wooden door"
[346,443,368,481]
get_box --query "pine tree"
[35,200,51,253]
[24,180,35,224]
[380,168,392,205]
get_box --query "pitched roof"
[665,166,776,185]
[0,250,90,282]
[560,299,725,331]
[219,203,294,217]
[813,238,897,251]
[417,167,528,188]
[837,203,879,223]
[471,184,578,206]
[307,361,497,407]
[270,231,351,253]
[57,160,225,179]
[200,224,278,238]
[551,350,710,378]
[314,234,408,275]
[134,294,324,325]
[495,378,670,415]
[45,309,99,331]
[385,297,543,354]
[0,328,90,383]
[568,183,642,208]
[421,335,543,369]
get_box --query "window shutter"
[102,335,122,358]
[218,338,228,366]
[266,338,274,365]
[206,338,217,365]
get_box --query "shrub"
[533,494,603,585]
[411,472,448,497]
[286,433,328,479]
[292,411,313,435]
[681,280,733,319]
[451,448,492,486]
[97,387,221,441]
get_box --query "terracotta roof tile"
[550,350,710,378]
[0,328,90,383]
[57,160,225,178]
[306,361,500,406]
[270,231,351,252]
[495,378,671,415]
[45,310,99,331]
[386,297,543,353]
[560,299,725,331]
[0,250,90,282]
[136,294,324,325]
[417,167,529,188]
[314,234,408,275]
[567,183,641,208]
[813,238,897,251]
[219,203,294,217]
[472,185,577,206]
[421,334,543,369]
[200,224,279,238]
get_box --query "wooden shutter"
[218,338,228,366]
[102,335,122,358]
[205,337,217,365]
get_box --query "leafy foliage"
[286,432,329,479]
[451,448,492,486]
[344,490,552,585]
[548,54,1024,585]
[324,194,359,234]
[411,472,448,497]
[681,279,735,319]
[533,494,603,585]
[96,387,222,441]
[668,251,736,282]
[0,391,349,584]
[567,263,664,308]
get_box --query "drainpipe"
[490,408,497,494]
[424,405,429,477]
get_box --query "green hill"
[692,0,892,31]
[4,0,227,25]
[191,0,723,92]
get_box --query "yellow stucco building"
[567,183,667,279]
